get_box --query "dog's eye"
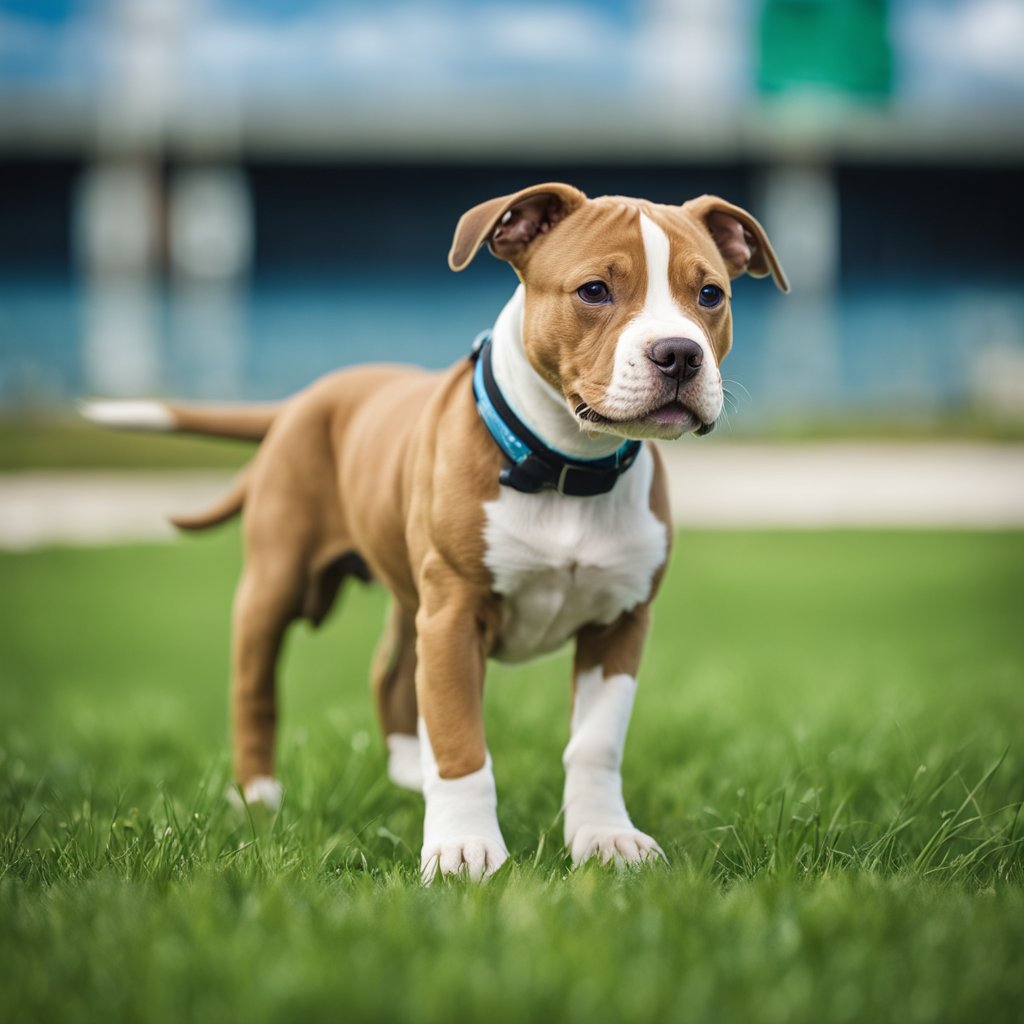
[699,284,724,308]
[577,281,611,305]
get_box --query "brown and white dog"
[84,183,788,880]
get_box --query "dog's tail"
[170,462,253,532]
[80,399,272,531]
[79,399,281,442]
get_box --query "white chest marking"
[483,447,667,663]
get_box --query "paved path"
[657,442,1024,529]
[0,471,234,550]
[1,444,1022,550]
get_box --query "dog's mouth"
[574,399,716,438]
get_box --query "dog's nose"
[647,338,704,382]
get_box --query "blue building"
[1,0,1022,429]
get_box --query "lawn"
[1,528,1022,1023]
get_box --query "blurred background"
[0,0,1023,434]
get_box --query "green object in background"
[758,0,892,98]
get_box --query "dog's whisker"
[574,402,606,425]
[722,378,752,403]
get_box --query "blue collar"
[470,332,642,497]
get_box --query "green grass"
[1,529,1023,1023]
[0,418,251,470]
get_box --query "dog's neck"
[490,286,623,461]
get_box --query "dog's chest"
[482,449,667,664]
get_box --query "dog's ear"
[682,195,790,293]
[449,182,587,272]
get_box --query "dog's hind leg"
[371,601,422,791]
[228,557,304,809]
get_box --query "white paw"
[226,775,283,811]
[570,826,665,868]
[386,733,423,792]
[420,837,509,883]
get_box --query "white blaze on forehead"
[602,212,722,425]
[638,212,684,321]
[633,211,709,346]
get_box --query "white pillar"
[168,167,253,399]
[75,162,163,398]
[76,0,190,399]
[756,164,842,420]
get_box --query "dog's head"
[450,183,788,440]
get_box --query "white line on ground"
[0,471,235,550]
[655,441,1024,529]
[0,444,1022,550]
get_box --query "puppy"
[85,183,787,879]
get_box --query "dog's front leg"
[563,608,665,867]
[415,553,507,882]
